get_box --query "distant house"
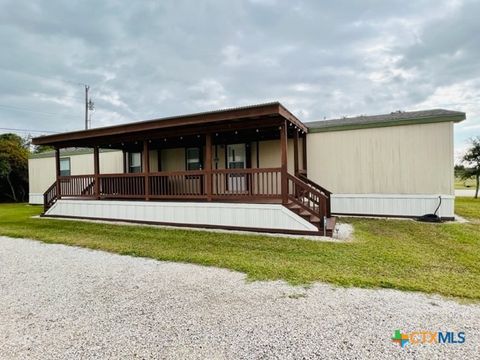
[30,102,465,236]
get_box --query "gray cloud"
[0,0,478,152]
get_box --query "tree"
[33,144,54,154]
[0,133,29,202]
[462,136,480,199]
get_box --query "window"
[128,152,142,173]
[227,143,246,169]
[59,158,71,176]
[186,147,202,170]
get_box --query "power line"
[0,103,70,116]
[0,127,59,134]
[8,86,83,101]
[0,68,90,88]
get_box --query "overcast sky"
[0,0,479,157]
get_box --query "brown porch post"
[302,132,307,174]
[122,149,127,173]
[143,140,150,200]
[93,147,100,199]
[293,129,299,176]
[280,120,288,204]
[55,147,61,199]
[205,133,212,200]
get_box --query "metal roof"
[32,102,307,147]
[29,147,118,159]
[306,109,466,132]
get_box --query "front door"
[227,143,247,192]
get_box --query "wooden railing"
[212,168,282,199]
[43,169,331,226]
[287,173,331,221]
[58,175,96,197]
[150,171,206,199]
[99,174,145,198]
[298,173,332,217]
[48,168,283,201]
[43,181,58,211]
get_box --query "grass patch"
[455,176,477,189]
[0,198,479,300]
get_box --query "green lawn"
[455,176,477,189]
[0,198,479,300]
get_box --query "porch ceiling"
[32,102,308,148]
[109,125,295,152]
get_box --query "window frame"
[128,152,142,173]
[185,147,203,171]
[59,157,71,177]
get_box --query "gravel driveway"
[1,236,478,359]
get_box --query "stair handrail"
[286,174,322,219]
[43,181,57,212]
[298,173,332,217]
[298,173,332,196]
[287,173,332,219]
[289,174,328,199]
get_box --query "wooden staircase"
[285,173,336,236]
[43,181,58,213]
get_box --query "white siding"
[46,200,317,232]
[306,122,456,217]
[331,194,454,218]
[257,139,296,173]
[28,150,123,204]
[307,122,454,195]
[28,154,57,204]
[161,148,185,171]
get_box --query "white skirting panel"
[331,194,455,218]
[29,193,43,205]
[45,200,318,232]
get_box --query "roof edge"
[308,113,466,133]
[31,102,285,146]
[29,148,119,159]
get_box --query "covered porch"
[34,103,333,235]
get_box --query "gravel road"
[0,236,478,359]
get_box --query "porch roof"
[32,102,307,148]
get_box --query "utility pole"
[84,84,90,130]
[84,84,95,130]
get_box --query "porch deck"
[44,168,334,235]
